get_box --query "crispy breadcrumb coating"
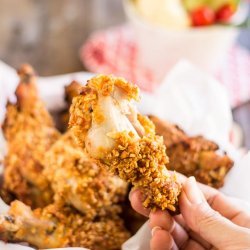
[69,75,181,212]
[2,64,59,207]
[0,200,130,250]
[44,130,128,219]
[0,68,131,249]
[150,115,233,188]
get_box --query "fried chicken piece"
[2,64,60,207]
[0,176,14,206]
[69,75,181,212]
[150,115,233,188]
[0,200,130,249]
[149,116,187,148]
[58,81,83,131]
[2,65,55,140]
[65,80,83,105]
[44,130,128,219]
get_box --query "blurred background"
[0,0,126,75]
[0,0,249,76]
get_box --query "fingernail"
[151,226,162,237]
[184,177,203,204]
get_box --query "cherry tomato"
[191,7,215,27]
[216,4,236,22]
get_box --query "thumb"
[180,177,250,249]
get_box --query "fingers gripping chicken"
[69,75,181,212]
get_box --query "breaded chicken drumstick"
[69,75,181,212]
[0,200,129,250]
[2,64,59,207]
[150,116,233,188]
[44,130,128,219]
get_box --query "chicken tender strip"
[44,130,128,219]
[0,200,130,249]
[150,115,233,188]
[2,64,59,207]
[69,75,181,212]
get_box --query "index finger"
[176,173,250,224]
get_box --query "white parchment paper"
[0,60,249,250]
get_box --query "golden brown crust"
[69,75,181,212]
[69,88,97,147]
[150,115,233,188]
[0,201,130,250]
[44,130,128,219]
[2,64,59,207]
[149,115,187,147]
[104,132,181,211]
[87,74,139,100]
[0,71,130,249]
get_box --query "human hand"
[129,175,250,250]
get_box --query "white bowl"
[123,0,245,82]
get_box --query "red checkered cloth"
[81,25,250,108]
